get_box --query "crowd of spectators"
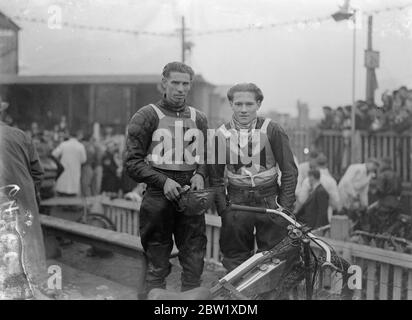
[318,85,412,134]
[9,116,144,202]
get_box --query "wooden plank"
[113,207,119,231]
[366,260,376,300]
[41,196,98,207]
[212,227,220,262]
[100,198,139,211]
[206,226,212,261]
[330,215,350,241]
[408,270,412,300]
[203,214,412,268]
[315,237,412,268]
[407,137,411,182]
[129,211,135,236]
[396,137,402,178]
[393,266,403,300]
[376,135,382,159]
[121,209,126,233]
[389,136,394,170]
[126,211,131,235]
[134,211,139,236]
[40,214,178,256]
[402,137,408,182]
[379,263,389,300]
[382,136,387,157]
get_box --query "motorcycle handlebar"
[229,203,332,264]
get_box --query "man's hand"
[190,174,204,191]
[163,178,182,201]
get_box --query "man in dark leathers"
[124,62,208,297]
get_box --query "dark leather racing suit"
[124,98,208,296]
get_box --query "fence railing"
[307,129,412,183]
[287,128,412,215]
[97,198,412,300]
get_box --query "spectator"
[296,154,341,219]
[332,107,345,130]
[355,101,373,130]
[375,157,402,209]
[52,130,87,196]
[338,158,379,210]
[319,106,334,129]
[58,115,68,133]
[80,130,98,197]
[295,150,319,197]
[101,141,121,197]
[367,157,403,234]
[0,94,48,298]
[296,169,329,229]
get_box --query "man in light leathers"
[52,130,87,196]
[210,83,298,272]
[124,62,208,298]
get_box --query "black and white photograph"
[0,0,411,306]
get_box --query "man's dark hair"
[227,83,264,103]
[366,157,380,167]
[308,168,321,180]
[162,62,195,80]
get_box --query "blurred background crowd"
[318,85,412,133]
[3,113,145,203]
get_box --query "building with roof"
[0,10,20,74]
[0,74,216,132]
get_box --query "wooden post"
[330,215,351,241]
[68,85,73,130]
[88,84,96,125]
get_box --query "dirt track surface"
[55,242,225,299]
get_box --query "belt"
[227,181,278,199]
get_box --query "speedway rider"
[210,83,298,272]
[124,62,208,298]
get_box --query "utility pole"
[365,15,378,105]
[181,16,186,63]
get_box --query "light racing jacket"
[210,117,298,211]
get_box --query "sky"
[1,0,412,118]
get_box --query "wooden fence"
[316,130,412,181]
[97,198,412,300]
[288,129,412,183]
[287,129,412,215]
